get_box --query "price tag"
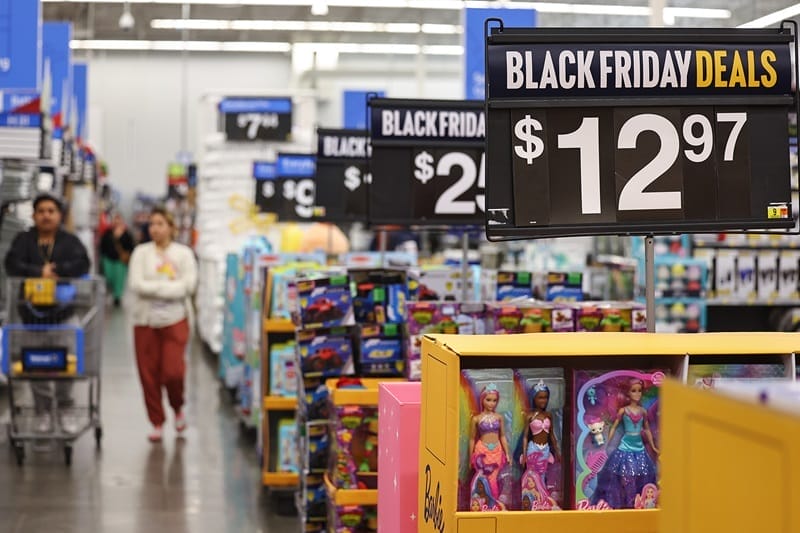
[368,98,485,226]
[219,97,292,142]
[253,161,280,213]
[275,153,317,221]
[485,27,796,239]
[314,128,370,222]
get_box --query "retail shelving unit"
[418,332,800,533]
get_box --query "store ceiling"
[43,0,800,50]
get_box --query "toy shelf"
[263,395,297,411]
[323,472,378,506]
[262,472,300,487]
[418,332,800,533]
[660,380,800,532]
[326,377,406,406]
[263,318,296,333]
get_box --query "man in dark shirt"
[4,193,91,434]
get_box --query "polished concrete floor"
[0,308,300,533]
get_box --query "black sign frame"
[484,21,800,241]
[219,97,293,142]
[313,127,370,223]
[367,97,487,228]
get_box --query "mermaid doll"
[469,384,510,511]
[591,378,659,509]
[519,380,561,510]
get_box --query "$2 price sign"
[413,149,485,217]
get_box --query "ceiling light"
[310,0,328,15]
[43,0,732,20]
[738,4,800,28]
[118,2,135,30]
[152,18,461,34]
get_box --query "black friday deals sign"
[314,128,370,222]
[484,27,796,239]
[368,98,486,226]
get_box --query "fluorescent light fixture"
[738,3,800,28]
[152,19,461,34]
[44,0,731,20]
[70,39,464,55]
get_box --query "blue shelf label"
[219,97,292,114]
[0,112,42,127]
[0,0,42,91]
[253,161,277,180]
[276,153,315,178]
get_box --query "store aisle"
[0,308,299,533]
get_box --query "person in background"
[99,212,135,306]
[4,193,91,434]
[127,206,197,442]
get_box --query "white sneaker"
[148,426,163,442]
[34,414,53,433]
[59,412,79,435]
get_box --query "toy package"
[459,369,515,512]
[513,369,565,511]
[267,262,327,320]
[687,363,787,390]
[329,505,377,533]
[654,300,706,333]
[545,272,584,302]
[300,378,330,421]
[481,270,534,301]
[654,258,706,299]
[408,267,479,302]
[574,302,647,332]
[490,301,574,334]
[330,404,379,490]
[296,326,356,378]
[295,274,354,328]
[269,341,298,397]
[350,269,408,324]
[573,369,667,510]
[307,422,331,472]
[358,324,405,377]
[305,473,328,520]
[405,302,488,380]
[757,252,780,302]
[278,418,300,473]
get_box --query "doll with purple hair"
[519,380,561,510]
[468,383,511,511]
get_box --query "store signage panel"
[73,62,87,141]
[275,152,317,221]
[313,128,370,222]
[368,98,485,226]
[43,22,72,138]
[0,0,42,91]
[219,97,292,142]
[253,161,281,214]
[485,27,796,239]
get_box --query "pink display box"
[378,382,421,533]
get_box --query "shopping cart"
[2,277,105,466]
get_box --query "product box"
[653,258,706,299]
[267,261,327,320]
[736,252,758,302]
[546,272,584,302]
[490,302,575,334]
[328,505,377,533]
[653,300,705,334]
[481,270,535,301]
[269,341,298,397]
[308,423,331,473]
[330,404,379,490]
[405,302,488,380]
[359,323,405,377]
[408,267,478,302]
[296,326,356,378]
[342,251,417,268]
[378,382,421,533]
[295,274,354,328]
[574,302,647,332]
[778,251,800,301]
[350,269,408,324]
[714,250,736,300]
[757,252,780,302]
[278,418,300,473]
[300,377,330,421]
[573,369,667,510]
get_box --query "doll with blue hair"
[520,380,561,510]
[468,383,510,511]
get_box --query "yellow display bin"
[418,332,800,533]
[660,379,800,533]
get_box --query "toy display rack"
[418,332,800,533]
[660,379,800,532]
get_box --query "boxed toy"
[328,505,377,533]
[408,267,479,302]
[736,252,758,302]
[350,269,408,324]
[654,258,706,299]
[546,272,584,302]
[267,261,327,320]
[296,326,357,378]
[574,302,647,332]
[330,404,379,490]
[481,270,535,302]
[714,250,736,299]
[687,362,788,390]
[778,251,800,300]
[269,341,298,397]
[405,302,488,380]
[358,323,405,377]
[758,252,780,302]
[300,377,330,421]
[295,274,354,328]
[513,369,565,511]
[653,300,706,333]
[459,369,515,512]
[308,422,331,473]
[278,418,300,473]
[305,473,328,519]
[490,301,575,334]
[573,369,667,510]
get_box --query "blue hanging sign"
[42,21,72,138]
[343,90,385,129]
[73,62,87,141]
[463,7,537,100]
[0,0,42,91]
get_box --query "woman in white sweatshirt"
[127,207,197,442]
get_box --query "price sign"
[368,98,485,226]
[219,97,292,142]
[253,161,279,212]
[485,27,796,239]
[314,128,370,222]
[275,152,317,221]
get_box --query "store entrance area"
[0,309,298,533]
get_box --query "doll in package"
[574,369,666,510]
[515,369,564,511]
[459,369,514,512]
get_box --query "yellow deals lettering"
[695,49,778,88]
